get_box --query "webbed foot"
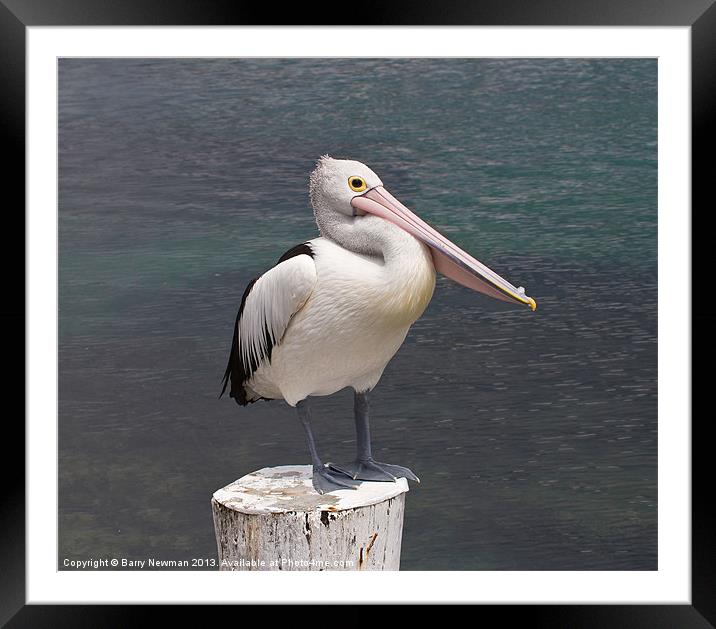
[328,458,420,483]
[312,464,360,494]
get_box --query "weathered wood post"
[211,465,409,570]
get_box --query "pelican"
[222,156,536,494]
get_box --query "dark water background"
[59,59,657,570]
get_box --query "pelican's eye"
[348,176,367,192]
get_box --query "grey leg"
[354,391,373,461]
[328,391,420,483]
[296,399,358,494]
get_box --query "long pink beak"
[351,186,537,310]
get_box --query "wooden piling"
[211,465,409,571]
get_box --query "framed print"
[3,0,711,624]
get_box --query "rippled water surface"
[59,59,657,570]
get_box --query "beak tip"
[528,297,537,311]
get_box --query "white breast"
[247,234,436,406]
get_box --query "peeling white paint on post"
[211,465,409,571]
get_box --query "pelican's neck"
[314,206,425,265]
[314,206,436,325]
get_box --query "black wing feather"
[220,277,259,405]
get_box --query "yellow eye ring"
[348,176,367,192]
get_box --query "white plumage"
[237,253,317,376]
[243,231,435,406]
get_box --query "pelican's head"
[308,155,536,311]
[310,156,383,218]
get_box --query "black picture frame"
[2,0,710,624]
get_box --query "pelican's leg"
[296,399,358,494]
[328,391,420,483]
